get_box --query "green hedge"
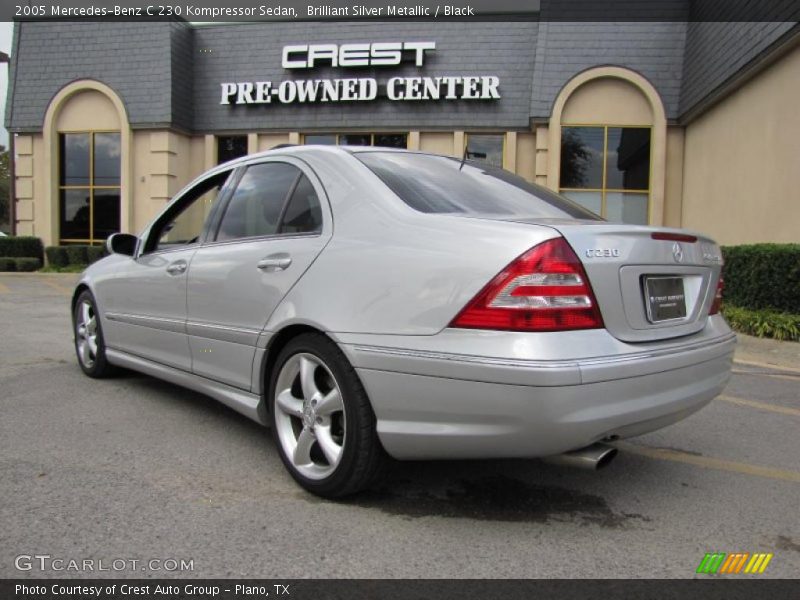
[15,257,41,272]
[44,244,107,268]
[45,246,69,267]
[0,236,44,260]
[721,244,800,313]
[722,305,800,342]
[0,256,45,271]
[65,245,89,265]
[87,245,107,264]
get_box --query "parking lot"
[1,272,798,578]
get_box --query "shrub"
[15,257,41,272]
[722,305,800,342]
[721,244,800,314]
[86,245,107,264]
[45,246,69,267]
[65,245,90,266]
[0,236,44,260]
[0,257,16,272]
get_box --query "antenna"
[460,146,487,171]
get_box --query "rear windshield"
[356,152,602,221]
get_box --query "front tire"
[73,290,116,378]
[268,333,385,498]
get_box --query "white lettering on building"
[281,42,436,69]
[220,41,501,106]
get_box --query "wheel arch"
[71,283,92,320]
[258,323,329,422]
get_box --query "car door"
[186,158,331,390]
[102,169,234,371]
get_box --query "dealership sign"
[220,42,501,105]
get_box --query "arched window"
[549,67,667,226]
[44,83,129,247]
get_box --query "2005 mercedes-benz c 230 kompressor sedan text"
[72,146,735,497]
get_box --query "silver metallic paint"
[75,146,735,461]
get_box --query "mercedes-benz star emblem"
[672,242,684,263]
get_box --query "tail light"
[450,237,604,332]
[709,276,724,315]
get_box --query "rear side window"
[215,163,322,242]
[280,174,323,234]
[356,152,602,221]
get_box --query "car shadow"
[115,369,652,528]
[342,461,652,528]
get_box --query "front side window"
[464,134,504,168]
[356,151,601,221]
[59,132,121,244]
[559,126,651,224]
[215,163,322,242]
[148,171,231,253]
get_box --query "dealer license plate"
[644,276,687,323]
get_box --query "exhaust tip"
[594,446,618,470]
[544,443,619,471]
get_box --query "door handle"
[166,260,188,275]
[257,254,292,272]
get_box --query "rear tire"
[268,332,385,498]
[73,290,117,378]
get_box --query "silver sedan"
[72,146,735,497]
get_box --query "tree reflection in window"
[559,126,651,224]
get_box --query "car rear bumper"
[340,322,736,460]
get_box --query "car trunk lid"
[548,222,723,342]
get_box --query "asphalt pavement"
[1,273,798,579]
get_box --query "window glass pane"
[60,133,90,185]
[304,135,337,145]
[340,134,370,146]
[465,134,503,168]
[606,128,650,190]
[59,189,91,240]
[280,174,322,234]
[217,135,248,165]
[606,192,649,224]
[357,152,601,221]
[373,134,407,148]
[560,127,604,189]
[92,189,121,240]
[155,172,230,251]
[561,190,602,217]
[217,163,300,242]
[93,133,121,186]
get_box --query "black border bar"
[5,0,800,22]
[3,579,800,600]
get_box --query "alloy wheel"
[273,353,346,480]
[75,300,98,369]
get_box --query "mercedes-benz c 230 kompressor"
[72,146,735,497]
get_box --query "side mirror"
[106,233,138,256]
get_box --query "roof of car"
[216,144,417,170]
